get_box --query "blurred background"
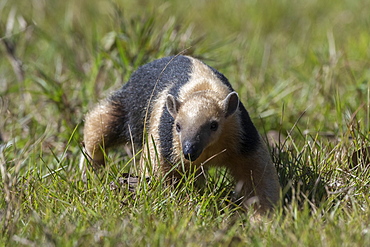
[1,0,369,143]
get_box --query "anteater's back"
[108,56,193,147]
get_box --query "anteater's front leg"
[228,144,280,214]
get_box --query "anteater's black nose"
[182,141,201,161]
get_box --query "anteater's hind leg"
[83,98,127,168]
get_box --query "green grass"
[1,0,369,246]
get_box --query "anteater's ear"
[223,92,239,118]
[166,94,180,118]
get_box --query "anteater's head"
[166,91,239,162]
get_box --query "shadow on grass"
[273,147,328,209]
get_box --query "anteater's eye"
[176,123,181,132]
[210,121,218,131]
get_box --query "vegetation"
[0,0,369,246]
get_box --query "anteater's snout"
[182,141,202,161]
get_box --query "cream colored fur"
[83,100,114,167]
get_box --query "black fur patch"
[237,104,260,153]
[157,57,193,162]
[109,56,192,154]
